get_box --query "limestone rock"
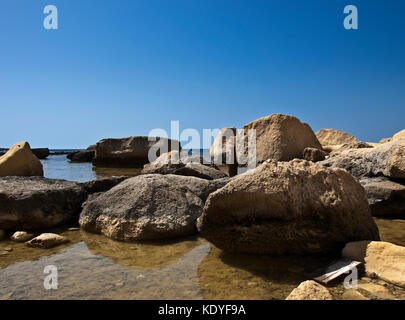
[342,290,369,300]
[79,174,228,241]
[316,129,358,152]
[197,159,379,254]
[285,280,333,300]
[0,142,43,177]
[26,233,69,248]
[302,147,326,162]
[11,231,34,242]
[210,127,237,165]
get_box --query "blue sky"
[1,0,404,148]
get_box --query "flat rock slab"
[0,177,87,231]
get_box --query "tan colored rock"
[358,282,396,300]
[316,129,358,151]
[302,147,326,162]
[342,241,405,288]
[286,280,333,300]
[320,137,405,179]
[0,142,43,177]
[210,128,237,165]
[26,233,69,249]
[236,114,321,165]
[393,129,405,141]
[11,231,34,242]
[342,289,369,300]
[197,159,379,254]
[329,142,373,157]
[379,138,393,144]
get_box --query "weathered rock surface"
[80,174,229,241]
[320,137,405,179]
[26,233,69,248]
[316,129,358,152]
[285,280,333,300]
[360,177,405,216]
[210,127,237,165]
[79,176,129,194]
[93,136,181,168]
[236,114,321,165]
[11,231,34,242]
[67,150,95,162]
[0,142,43,177]
[32,148,50,159]
[197,159,379,254]
[380,129,405,145]
[329,142,373,157]
[0,177,87,231]
[303,147,326,162]
[342,241,405,288]
[342,289,369,300]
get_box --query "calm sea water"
[1,153,405,300]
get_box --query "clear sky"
[1,0,404,149]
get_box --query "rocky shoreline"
[1,113,405,300]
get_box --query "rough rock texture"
[197,159,379,254]
[32,148,50,159]
[210,127,237,165]
[0,142,43,177]
[360,177,405,216]
[0,177,87,231]
[329,142,374,157]
[26,233,69,248]
[11,231,34,242]
[236,114,321,165]
[285,280,333,300]
[79,174,229,241]
[320,137,405,179]
[393,129,405,141]
[67,150,95,162]
[142,151,227,180]
[342,241,405,288]
[303,147,326,162]
[93,136,181,168]
[342,290,369,300]
[316,129,358,152]
[79,176,129,194]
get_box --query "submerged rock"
[342,241,405,288]
[320,137,405,179]
[26,233,69,248]
[80,174,229,241]
[197,159,379,254]
[285,280,333,300]
[0,177,87,231]
[360,177,405,216]
[11,231,34,242]
[93,136,181,168]
[236,114,321,165]
[0,142,43,177]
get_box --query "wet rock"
[67,150,95,162]
[79,176,128,194]
[360,177,405,216]
[197,159,379,254]
[11,231,34,242]
[236,114,321,165]
[316,129,358,152]
[26,233,69,248]
[302,147,326,162]
[342,289,369,300]
[0,142,43,177]
[342,241,405,288]
[93,136,181,168]
[285,280,333,300]
[31,148,50,159]
[358,282,396,300]
[0,177,87,231]
[80,174,228,241]
[320,137,405,179]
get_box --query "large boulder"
[360,177,405,216]
[79,174,229,241]
[197,159,379,254]
[92,136,181,168]
[0,142,43,177]
[0,177,87,231]
[210,127,237,165]
[67,150,95,162]
[31,148,50,159]
[285,280,333,300]
[320,137,405,179]
[79,176,129,194]
[236,114,321,165]
[316,129,358,152]
[342,241,405,288]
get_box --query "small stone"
[26,233,69,249]
[11,231,34,242]
[137,274,145,279]
[342,290,369,300]
[68,227,80,231]
[286,280,333,300]
[3,247,13,252]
